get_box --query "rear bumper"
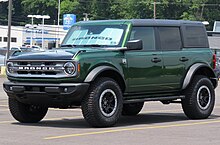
[3,81,89,107]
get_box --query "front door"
[126,27,164,93]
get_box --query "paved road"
[0,76,220,145]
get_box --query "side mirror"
[126,40,143,50]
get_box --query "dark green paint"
[7,20,215,99]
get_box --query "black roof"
[78,19,204,27]
[131,19,204,27]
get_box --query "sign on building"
[63,14,76,30]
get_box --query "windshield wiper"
[82,44,108,47]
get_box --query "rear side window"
[129,27,156,51]
[158,27,182,51]
[183,25,209,48]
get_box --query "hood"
[8,48,95,61]
[8,47,120,61]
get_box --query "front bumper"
[3,81,89,107]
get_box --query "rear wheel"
[9,97,48,123]
[82,77,123,127]
[122,102,144,116]
[181,75,215,119]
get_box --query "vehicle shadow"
[11,112,220,129]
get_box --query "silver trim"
[197,85,211,110]
[6,60,78,78]
[99,89,117,117]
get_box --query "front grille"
[7,60,77,78]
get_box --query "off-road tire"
[81,77,123,127]
[182,75,215,119]
[122,102,144,116]
[9,97,48,123]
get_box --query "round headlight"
[7,62,14,73]
[64,62,76,75]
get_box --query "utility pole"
[56,0,60,48]
[154,0,156,19]
[83,13,90,21]
[6,0,12,59]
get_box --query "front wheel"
[181,75,215,119]
[81,77,123,127]
[9,97,48,123]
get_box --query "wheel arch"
[84,66,126,92]
[182,63,218,90]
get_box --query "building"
[0,25,23,48]
[0,25,67,49]
[24,25,67,49]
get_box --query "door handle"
[151,58,161,63]
[179,57,189,62]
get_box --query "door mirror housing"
[126,40,143,50]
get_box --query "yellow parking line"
[44,119,220,140]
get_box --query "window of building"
[129,27,156,51]
[158,27,182,51]
[4,37,7,42]
[11,37,17,42]
[0,37,2,42]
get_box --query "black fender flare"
[182,63,217,90]
[84,66,125,83]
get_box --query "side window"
[11,37,17,42]
[183,26,209,48]
[130,27,156,51]
[4,37,7,42]
[158,27,182,51]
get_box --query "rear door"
[125,27,164,93]
[157,27,186,90]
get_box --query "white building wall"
[0,26,23,48]
[0,25,67,49]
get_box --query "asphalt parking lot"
[1,76,220,145]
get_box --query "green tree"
[21,0,58,24]
[60,0,79,15]
[180,0,209,20]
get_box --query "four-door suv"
[3,19,218,127]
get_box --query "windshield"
[62,24,127,48]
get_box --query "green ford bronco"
[3,19,218,127]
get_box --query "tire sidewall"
[193,77,215,117]
[93,79,122,124]
[8,97,48,123]
[182,76,215,119]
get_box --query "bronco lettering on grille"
[18,66,55,71]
